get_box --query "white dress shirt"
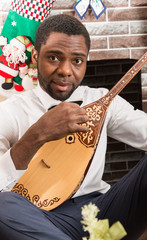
[0,84,147,197]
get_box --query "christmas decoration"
[81,203,127,240]
[0,0,56,91]
[0,36,33,91]
[22,62,38,90]
[74,0,106,20]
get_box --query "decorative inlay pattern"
[12,183,31,200]
[77,102,105,148]
[101,95,113,105]
[12,183,60,208]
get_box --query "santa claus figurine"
[0,35,33,91]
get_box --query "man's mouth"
[56,84,70,91]
[52,80,72,92]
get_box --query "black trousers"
[0,154,146,240]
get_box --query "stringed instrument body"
[12,52,147,211]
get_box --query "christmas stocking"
[0,0,56,91]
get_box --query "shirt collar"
[35,83,84,111]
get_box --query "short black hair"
[34,14,90,53]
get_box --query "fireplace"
[81,59,144,185]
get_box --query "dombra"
[11,52,147,211]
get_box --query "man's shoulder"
[0,88,39,112]
[77,86,109,102]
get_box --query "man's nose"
[57,60,72,77]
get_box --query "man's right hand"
[10,102,89,170]
[35,102,89,143]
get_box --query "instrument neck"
[99,52,147,107]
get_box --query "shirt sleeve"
[0,101,26,191]
[107,94,147,151]
[0,149,26,191]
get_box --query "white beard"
[3,44,27,66]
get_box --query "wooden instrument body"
[12,100,107,210]
[12,52,147,210]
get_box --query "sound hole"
[65,134,75,144]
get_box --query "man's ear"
[31,47,38,67]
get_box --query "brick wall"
[53,0,147,60]
[52,0,147,110]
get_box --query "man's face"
[33,32,88,101]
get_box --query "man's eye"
[75,59,83,64]
[49,56,58,61]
